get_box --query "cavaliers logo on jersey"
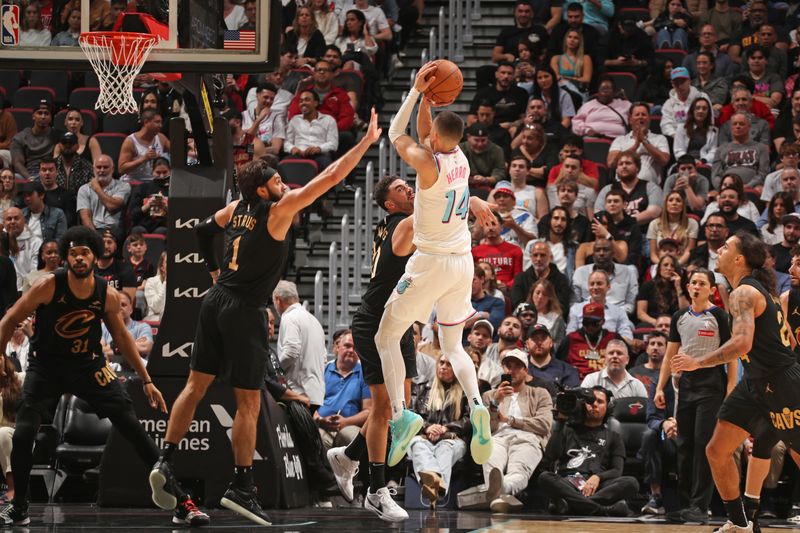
[55,310,95,339]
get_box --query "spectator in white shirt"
[607,103,670,184]
[273,280,327,409]
[581,339,648,399]
[242,83,286,155]
[4,208,41,292]
[285,90,339,170]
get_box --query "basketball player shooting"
[672,232,800,532]
[376,62,494,469]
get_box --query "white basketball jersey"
[412,147,471,254]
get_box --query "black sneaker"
[149,459,179,510]
[173,498,210,526]
[666,506,709,524]
[220,484,271,526]
[604,500,631,517]
[0,503,30,526]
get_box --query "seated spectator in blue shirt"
[101,290,153,370]
[463,265,506,345]
[526,324,580,389]
[314,331,372,450]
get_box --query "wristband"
[143,380,153,385]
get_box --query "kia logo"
[173,287,210,299]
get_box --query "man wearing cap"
[489,181,537,248]
[661,67,708,138]
[526,323,580,388]
[53,132,93,197]
[514,303,537,333]
[558,302,622,379]
[77,155,131,239]
[479,347,552,513]
[461,124,507,190]
[772,213,800,273]
[20,180,66,243]
[95,230,137,305]
[468,319,503,389]
[3,207,42,292]
[581,339,647,399]
[511,241,570,316]
[10,101,60,181]
[608,103,670,184]
[472,217,524,290]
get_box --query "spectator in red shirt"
[472,217,524,288]
[716,76,775,128]
[287,59,355,133]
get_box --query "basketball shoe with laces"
[364,487,408,522]
[0,503,29,526]
[220,484,272,525]
[149,458,179,510]
[173,498,210,526]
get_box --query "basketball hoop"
[79,32,161,115]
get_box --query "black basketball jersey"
[32,269,107,359]
[788,287,800,349]
[359,213,412,315]
[740,277,796,379]
[216,199,289,306]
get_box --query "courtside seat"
[55,396,112,474]
[31,395,68,502]
[13,86,55,109]
[609,396,649,479]
[278,158,319,189]
[94,133,127,164]
[69,88,101,113]
[29,71,69,105]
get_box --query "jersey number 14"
[442,189,469,223]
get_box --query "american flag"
[223,30,256,50]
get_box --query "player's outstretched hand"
[469,197,498,230]
[671,351,700,372]
[364,108,382,144]
[413,62,438,93]
[144,382,168,413]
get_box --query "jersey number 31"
[442,189,469,223]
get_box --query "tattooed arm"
[672,285,763,372]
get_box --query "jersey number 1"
[442,189,469,223]
[228,236,241,271]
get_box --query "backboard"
[0,0,280,73]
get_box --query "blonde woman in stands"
[407,354,470,509]
[0,170,16,221]
[53,109,101,163]
[647,191,698,266]
[550,29,593,101]
[312,0,339,45]
[143,251,167,322]
[0,355,23,504]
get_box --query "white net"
[79,32,161,115]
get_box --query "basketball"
[424,60,463,106]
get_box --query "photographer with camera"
[538,386,639,517]
[128,157,170,235]
[477,347,552,513]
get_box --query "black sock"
[234,465,254,489]
[725,497,749,527]
[369,462,385,493]
[344,432,367,461]
[743,495,760,521]
[161,442,178,463]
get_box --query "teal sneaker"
[387,409,423,467]
[470,405,493,464]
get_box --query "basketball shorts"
[718,363,800,449]
[191,284,268,390]
[351,306,416,386]
[22,353,133,421]
[383,251,474,327]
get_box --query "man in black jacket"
[510,241,570,317]
[538,387,639,516]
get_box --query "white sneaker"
[364,487,409,522]
[714,520,753,532]
[327,446,359,502]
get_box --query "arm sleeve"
[596,430,625,481]
[389,88,420,143]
